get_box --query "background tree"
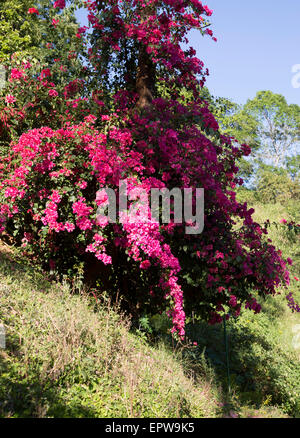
[244,91,300,167]
[217,90,300,168]
[209,95,259,182]
[0,0,86,63]
[255,163,300,204]
[212,90,300,197]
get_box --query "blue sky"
[76,0,300,106]
[189,0,300,105]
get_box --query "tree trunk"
[136,45,155,108]
[135,7,156,109]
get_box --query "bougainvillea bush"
[0,0,294,338]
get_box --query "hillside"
[0,202,299,418]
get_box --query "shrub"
[0,0,293,337]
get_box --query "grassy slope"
[0,202,299,418]
[0,242,220,418]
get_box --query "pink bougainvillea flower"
[53,0,65,9]
[49,190,61,203]
[64,222,75,233]
[228,295,238,308]
[5,94,16,104]
[101,115,111,121]
[10,68,25,80]
[49,89,59,98]
[28,8,39,14]
[140,260,151,270]
[52,18,59,27]
[76,26,87,37]
[40,68,51,79]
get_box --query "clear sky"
[76,0,300,106]
[189,0,300,105]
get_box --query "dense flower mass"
[85,0,218,97]
[0,99,291,337]
[0,121,186,334]
[0,0,294,338]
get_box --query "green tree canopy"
[255,163,300,203]
[241,91,300,167]
[209,90,300,190]
[0,0,86,65]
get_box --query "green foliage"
[255,164,300,203]
[249,202,300,278]
[0,1,85,63]
[0,1,89,152]
[0,54,91,153]
[185,199,300,417]
[216,99,259,150]
[286,154,300,181]
[0,0,40,62]
[220,90,300,169]
[186,299,300,417]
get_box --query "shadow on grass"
[0,247,101,418]
[0,350,100,418]
[184,317,300,417]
